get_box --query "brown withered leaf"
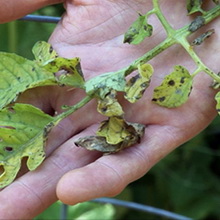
[75,119,145,153]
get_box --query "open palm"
[0,0,219,218]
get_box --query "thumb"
[0,0,64,23]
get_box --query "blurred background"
[0,4,220,220]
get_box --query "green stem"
[54,95,93,123]
[153,0,175,36]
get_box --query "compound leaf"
[0,52,57,110]
[75,119,145,153]
[125,63,153,103]
[152,65,193,108]
[97,90,124,117]
[124,13,153,45]
[0,104,56,188]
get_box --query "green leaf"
[0,104,56,188]
[187,0,204,15]
[44,57,85,88]
[152,65,193,108]
[215,92,220,114]
[85,70,126,99]
[0,52,57,109]
[32,41,58,65]
[75,117,145,153]
[124,13,153,45]
[125,63,153,103]
[97,90,124,117]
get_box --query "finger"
[0,127,101,219]
[0,0,64,23]
[56,123,193,205]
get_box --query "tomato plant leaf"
[0,53,57,110]
[32,41,58,65]
[0,104,56,188]
[44,57,85,88]
[124,13,153,45]
[125,63,153,103]
[187,0,204,15]
[215,92,220,114]
[152,65,193,108]
[85,70,126,98]
[97,90,124,117]
[75,120,145,153]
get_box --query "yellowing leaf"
[125,63,153,103]
[124,14,153,45]
[215,92,220,114]
[97,90,124,117]
[45,57,85,88]
[32,41,58,65]
[75,121,145,153]
[0,53,57,109]
[0,104,56,188]
[152,65,193,108]
[33,41,85,88]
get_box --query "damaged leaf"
[0,104,57,188]
[188,16,205,32]
[215,92,220,114]
[187,0,204,15]
[152,65,193,108]
[0,53,57,110]
[97,90,124,117]
[124,13,153,45]
[85,70,126,99]
[32,41,58,65]
[45,57,85,88]
[125,63,153,103]
[191,29,215,46]
[75,120,145,153]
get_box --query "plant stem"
[152,0,175,36]
[121,3,220,79]
[54,95,93,123]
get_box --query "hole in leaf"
[0,165,5,176]
[4,146,13,152]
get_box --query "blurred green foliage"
[1,3,220,220]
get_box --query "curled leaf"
[125,63,153,103]
[152,65,193,108]
[124,13,153,45]
[97,90,124,117]
[187,0,204,15]
[75,120,145,153]
[0,104,56,188]
[191,29,215,46]
[188,16,205,32]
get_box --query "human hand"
[0,0,219,218]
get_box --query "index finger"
[0,0,64,23]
